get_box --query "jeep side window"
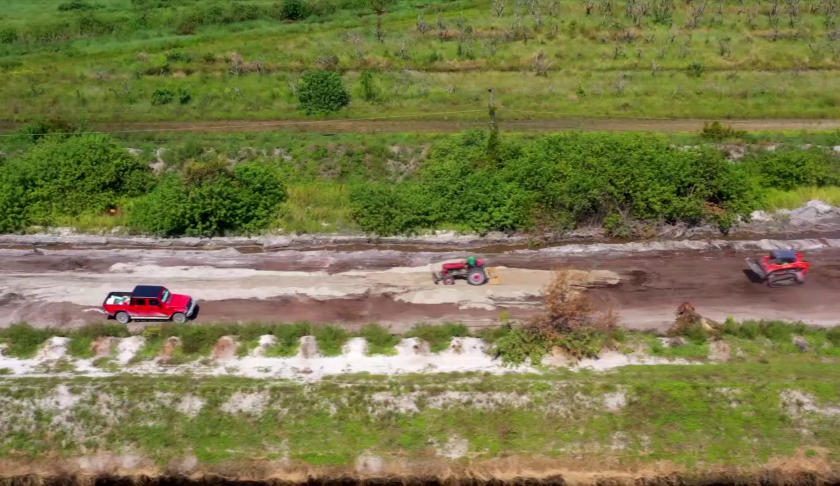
[133,298,147,306]
[149,299,160,306]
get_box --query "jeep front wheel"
[171,312,187,323]
[115,312,131,324]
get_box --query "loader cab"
[770,250,797,265]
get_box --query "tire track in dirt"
[4,118,840,134]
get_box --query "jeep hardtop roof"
[132,285,165,298]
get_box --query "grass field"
[5,0,840,122]
[1,360,839,471]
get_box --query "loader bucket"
[487,267,501,285]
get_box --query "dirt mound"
[211,336,238,361]
[159,337,182,360]
[91,337,115,357]
[667,302,724,337]
[298,336,321,359]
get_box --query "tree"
[296,70,350,114]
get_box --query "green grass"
[405,322,470,352]
[279,183,356,233]
[359,324,401,356]
[760,186,840,211]
[6,0,840,122]
[1,358,840,469]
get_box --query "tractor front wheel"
[467,267,488,286]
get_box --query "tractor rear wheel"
[467,267,488,286]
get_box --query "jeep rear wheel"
[115,312,131,324]
[171,312,187,323]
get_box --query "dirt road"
[1,240,839,330]
[4,118,840,134]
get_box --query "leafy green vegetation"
[4,319,839,364]
[5,0,840,121]
[1,356,839,468]
[2,127,840,237]
[296,70,351,114]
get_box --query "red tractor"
[746,250,811,287]
[432,257,490,286]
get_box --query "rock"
[667,337,688,347]
[833,145,840,154]
[127,148,143,157]
[793,336,810,352]
[709,340,731,362]
[211,336,238,361]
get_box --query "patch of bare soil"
[0,456,836,486]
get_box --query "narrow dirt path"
[4,118,840,134]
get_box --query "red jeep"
[103,285,197,324]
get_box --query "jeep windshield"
[161,289,171,303]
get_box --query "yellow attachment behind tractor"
[487,267,501,285]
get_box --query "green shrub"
[0,134,155,233]
[128,159,286,236]
[0,324,55,358]
[58,0,96,11]
[406,323,469,352]
[359,324,400,355]
[491,327,549,366]
[281,0,308,20]
[686,61,706,78]
[744,149,840,191]
[358,69,379,102]
[313,325,350,356]
[297,70,350,114]
[0,28,18,44]
[349,131,760,236]
[177,87,192,104]
[151,88,175,106]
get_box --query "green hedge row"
[1,129,838,237]
[350,130,840,235]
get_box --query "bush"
[128,160,287,236]
[744,149,840,191]
[359,324,400,355]
[349,131,760,236]
[0,28,18,44]
[177,87,192,104]
[358,69,379,102]
[58,0,96,11]
[700,121,745,142]
[151,88,175,106]
[406,323,469,352]
[686,61,706,78]
[281,0,308,20]
[296,70,350,114]
[0,134,155,232]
